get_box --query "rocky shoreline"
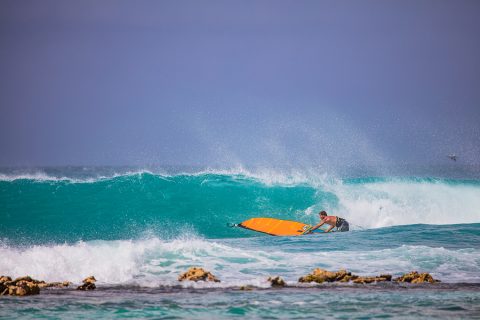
[1,268,440,297]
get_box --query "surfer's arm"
[309,221,325,232]
[324,225,335,233]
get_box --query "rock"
[1,276,41,296]
[41,281,71,288]
[178,267,220,282]
[299,269,353,283]
[77,282,96,291]
[352,277,375,284]
[352,274,392,284]
[239,285,254,291]
[338,275,356,282]
[0,276,9,294]
[13,276,34,283]
[394,271,439,283]
[7,281,40,296]
[0,275,71,296]
[379,274,392,281]
[76,276,97,291]
[267,276,286,287]
[299,269,395,284]
[83,276,96,283]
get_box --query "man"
[309,211,349,233]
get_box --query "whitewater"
[1,166,479,318]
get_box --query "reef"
[267,276,286,287]
[298,269,439,284]
[0,275,70,296]
[394,271,440,283]
[178,267,220,282]
[76,276,97,291]
[0,269,441,297]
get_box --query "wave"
[1,233,478,286]
[1,168,479,241]
[0,167,322,185]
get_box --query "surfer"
[309,211,349,233]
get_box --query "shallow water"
[1,285,479,319]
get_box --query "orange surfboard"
[239,217,312,236]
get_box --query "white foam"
[184,166,332,187]
[0,238,478,286]
[0,165,332,185]
[329,179,480,228]
[0,169,157,183]
[0,172,72,182]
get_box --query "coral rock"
[178,267,220,282]
[299,269,353,283]
[42,281,71,288]
[7,282,40,296]
[239,285,254,291]
[394,271,439,283]
[0,275,71,296]
[352,274,392,284]
[76,276,97,290]
[13,276,34,283]
[267,276,286,287]
[299,269,394,284]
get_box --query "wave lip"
[0,169,158,183]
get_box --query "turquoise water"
[1,167,479,318]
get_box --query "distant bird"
[447,154,457,162]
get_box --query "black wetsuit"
[336,217,349,232]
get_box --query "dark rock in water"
[10,281,40,296]
[394,271,440,283]
[41,281,71,288]
[299,268,354,283]
[299,269,394,284]
[0,276,9,294]
[352,275,391,284]
[1,275,41,296]
[1,277,40,296]
[379,274,393,281]
[298,269,439,285]
[1,275,71,296]
[76,276,97,291]
[267,276,286,287]
[239,285,254,291]
[13,276,35,283]
[0,284,7,296]
[178,267,220,282]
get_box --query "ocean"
[1,166,479,319]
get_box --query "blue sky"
[1,0,479,167]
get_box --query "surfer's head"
[319,211,327,218]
